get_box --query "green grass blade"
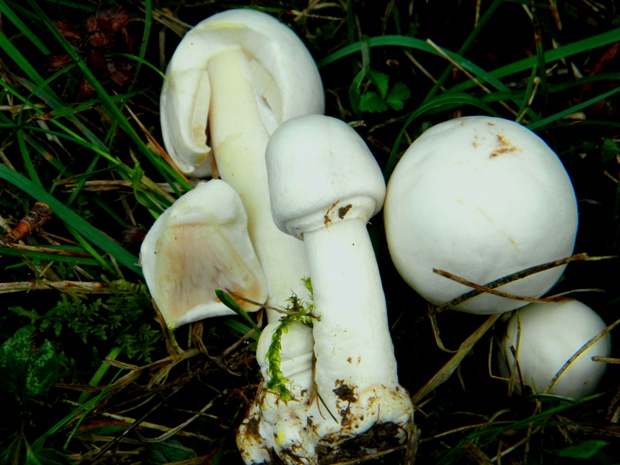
[222,318,259,342]
[77,347,123,404]
[319,35,521,109]
[27,0,192,193]
[450,28,620,93]
[0,165,142,275]
[215,289,262,335]
[66,226,117,276]
[17,129,43,188]
[23,133,66,173]
[0,1,50,54]
[527,86,620,131]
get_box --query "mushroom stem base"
[237,383,413,464]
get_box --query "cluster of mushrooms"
[140,9,612,464]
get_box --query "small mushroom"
[384,116,578,314]
[499,300,611,399]
[140,180,267,328]
[160,8,324,177]
[255,114,413,462]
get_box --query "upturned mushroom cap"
[384,116,578,314]
[499,300,611,399]
[140,180,267,328]
[266,114,386,239]
[161,9,324,177]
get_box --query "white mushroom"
[140,180,267,328]
[499,300,611,399]
[160,10,325,464]
[255,114,413,462]
[160,8,324,320]
[384,116,578,314]
[161,9,324,177]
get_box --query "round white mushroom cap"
[499,300,611,399]
[160,9,324,177]
[384,116,578,314]
[266,114,386,239]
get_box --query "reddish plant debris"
[46,7,135,99]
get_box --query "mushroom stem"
[207,48,310,318]
[262,114,413,462]
[306,219,399,414]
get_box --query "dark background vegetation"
[0,0,619,464]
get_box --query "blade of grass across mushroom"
[432,253,614,314]
[0,165,142,275]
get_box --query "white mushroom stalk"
[140,180,267,328]
[384,116,578,314]
[258,114,413,462]
[499,300,611,400]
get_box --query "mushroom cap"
[161,9,324,177]
[266,115,386,239]
[140,180,268,328]
[499,300,611,399]
[384,116,578,314]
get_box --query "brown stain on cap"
[490,134,518,158]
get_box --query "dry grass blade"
[544,316,620,394]
[592,356,620,364]
[136,395,220,443]
[125,104,191,183]
[433,253,613,313]
[91,385,185,461]
[433,269,570,304]
[411,313,501,405]
[0,280,111,293]
[426,39,517,117]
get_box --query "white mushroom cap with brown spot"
[384,116,578,314]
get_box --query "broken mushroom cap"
[499,300,611,399]
[161,9,324,177]
[140,180,267,328]
[384,116,578,314]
